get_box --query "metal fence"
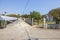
[47,24,60,29]
[25,18,33,25]
[39,24,60,29]
[24,18,60,29]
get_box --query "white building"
[0,16,18,29]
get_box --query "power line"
[22,0,31,40]
[22,0,30,14]
[23,0,31,40]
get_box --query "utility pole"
[4,11,7,28]
[4,11,7,16]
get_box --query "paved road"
[0,19,60,40]
[0,19,29,40]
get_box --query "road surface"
[0,19,60,40]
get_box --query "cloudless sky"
[0,0,60,15]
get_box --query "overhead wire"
[22,0,30,14]
[22,0,31,40]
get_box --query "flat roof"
[0,16,17,21]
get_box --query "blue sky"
[0,0,60,15]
